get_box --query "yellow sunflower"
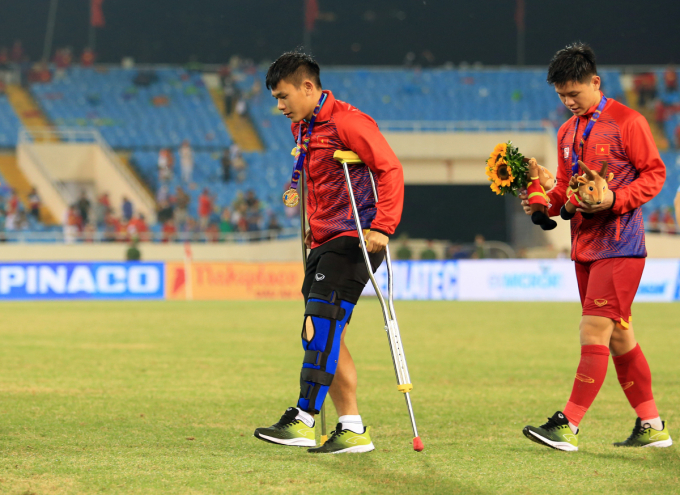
[495,162,515,187]
[488,142,508,164]
[490,182,501,195]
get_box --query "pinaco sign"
[165,262,304,300]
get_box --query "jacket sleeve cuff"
[371,228,390,237]
[610,190,617,211]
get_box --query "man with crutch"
[253,51,408,454]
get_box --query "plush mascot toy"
[560,160,613,220]
[525,157,557,231]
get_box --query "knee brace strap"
[297,295,355,414]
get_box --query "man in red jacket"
[254,52,404,454]
[521,43,672,451]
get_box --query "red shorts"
[575,257,645,328]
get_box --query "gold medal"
[282,188,299,207]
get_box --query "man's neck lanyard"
[282,91,328,207]
[571,95,607,176]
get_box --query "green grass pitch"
[0,300,679,494]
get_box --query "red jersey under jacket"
[292,90,404,248]
[547,94,666,263]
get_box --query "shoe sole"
[309,442,375,454]
[523,427,578,452]
[642,438,673,448]
[253,431,316,447]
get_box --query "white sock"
[642,417,663,430]
[338,414,364,434]
[295,408,315,428]
[568,421,579,434]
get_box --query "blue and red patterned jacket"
[548,94,666,263]
[292,90,404,248]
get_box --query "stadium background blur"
[0,0,679,288]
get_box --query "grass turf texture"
[0,301,678,494]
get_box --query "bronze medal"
[283,188,299,207]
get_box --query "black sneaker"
[253,407,316,447]
[523,411,579,451]
[613,417,672,448]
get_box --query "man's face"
[271,79,315,123]
[554,75,601,116]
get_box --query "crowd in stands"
[1,39,678,241]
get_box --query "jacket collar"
[582,91,606,117]
[304,90,334,123]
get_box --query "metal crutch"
[298,168,328,446]
[333,150,424,452]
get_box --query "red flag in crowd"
[514,0,525,31]
[91,0,105,28]
[305,0,319,32]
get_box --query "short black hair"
[547,42,598,86]
[265,51,322,90]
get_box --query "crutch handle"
[333,150,363,164]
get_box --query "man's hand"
[304,229,312,249]
[576,189,615,214]
[518,191,532,215]
[365,230,388,253]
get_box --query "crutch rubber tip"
[413,436,424,452]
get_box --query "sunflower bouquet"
[485,141,529,196]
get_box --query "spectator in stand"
[661,207,677,234]
[235,97,247,117]
[81,47,95,67]
[156,183,170,205]
[220,207,234,234]
[158,148,174,183]
[179,140,194,183]
[53,47,72,80]
[28,187,40,221]
[121,196,133,222]
[245,189,259,210]
[162,219,177,243]
[94,193,110,228]
[77,191,91,225]
[197,188,212,232]
[10,41,23,63]
[654,100,666,129]
[63,205,80,244]
[230,143,246,182]
[647,208,661,232]
[174,186,190,229]
[0,47,8,67]
[266,213,282,237]
[104,211,121,242]
[221,149,232,182]
[157,200,174,224]
[223,75,237,115]
[209,205,221,228]
[664,66,678,93]
[6,189,18,216]
[127,213,149,242]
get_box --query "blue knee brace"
[297,293,355,414]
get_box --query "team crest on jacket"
[563,147,570,159]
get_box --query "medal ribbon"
[288,92,328,193]
[571,95,607,176]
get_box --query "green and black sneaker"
[613,418,673,448]
[253,407,316,447]
[308,423,375,454]
[523,411,579,452]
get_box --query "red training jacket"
[292,90,404,248]
[547,94,666,262]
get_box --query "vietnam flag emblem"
[314,135,332,148]
[595,144,610,155]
